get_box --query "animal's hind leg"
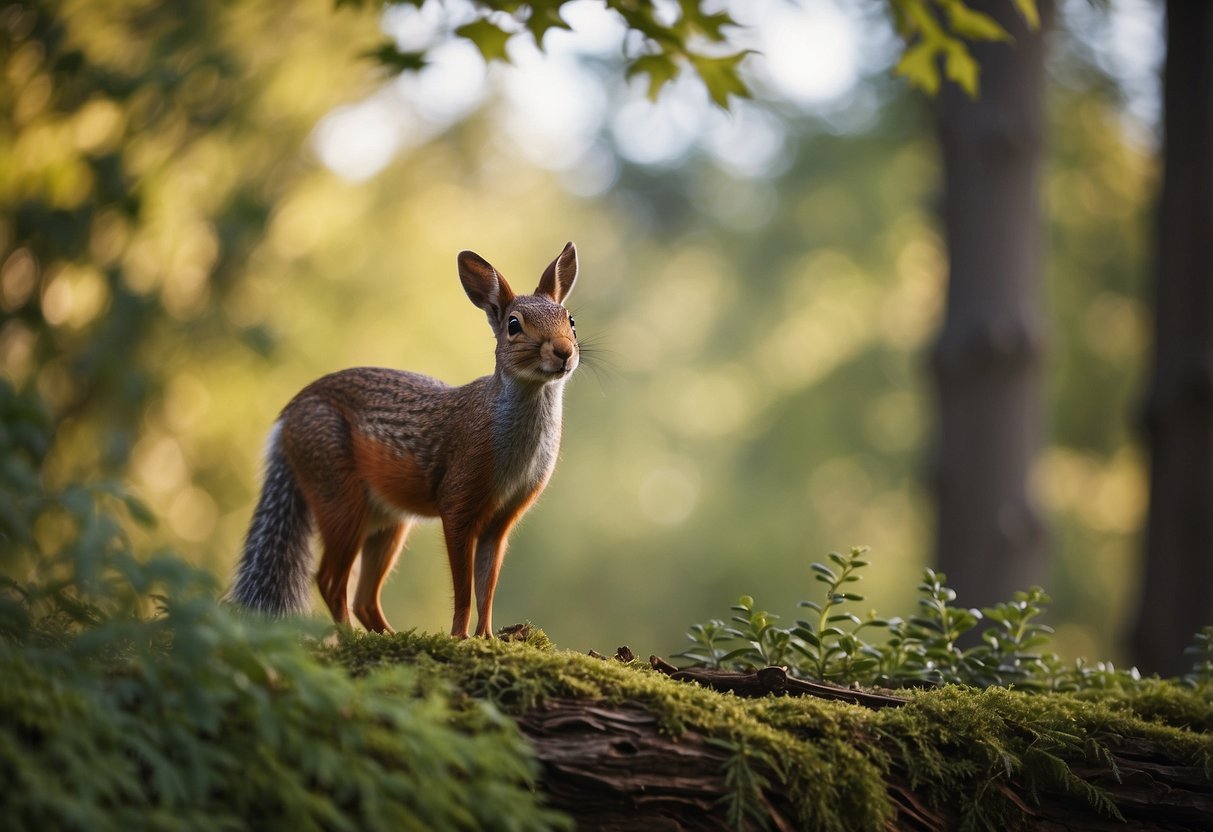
[313,501,368,627]
[281,399,368,627]
[353,520,410,633]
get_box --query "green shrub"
[0,381,566,832]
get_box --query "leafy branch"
[342,0,751,107]
[889,0,1041,96]
[341,0,1044,110]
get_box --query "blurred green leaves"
[363,41,429,72]
[357,0,752,105]
[890,0,1040,96]
[455,17,515,63]
[353,0,1043,103]
[0,0,364,478]
[687,51,752,108]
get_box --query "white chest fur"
[490,379,564,503]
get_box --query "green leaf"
[941,42,980,97]
[894,41,940,95]
[722,647,758,663]
[526,5,572,46]
[121,494,157,528]
[455,17,514,64]
[626,53,681,101]
[362,41,428,73]
[688,51,751,108]
[810,563,837,581]
[789,641,817,658]
[1013,0,1041,30]
[944,0,1010,42]
[678,0,736,42]
[794,630,820,648]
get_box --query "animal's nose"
[553,344,573,363]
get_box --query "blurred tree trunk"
[1132,0,1213,676]
[930,0,1051,610]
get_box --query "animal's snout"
[543,336,578,375]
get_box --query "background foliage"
[1,0,1157,660]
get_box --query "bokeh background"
[2,0,1163,658]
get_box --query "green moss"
[1080,680,1213,734]
[322,629,1213,832]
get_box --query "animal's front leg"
[442,519,476,638]
[473,529,510,638]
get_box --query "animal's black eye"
[507,315,522,336]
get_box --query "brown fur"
[246,243,580,637]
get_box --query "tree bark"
[930,0,1051,611]
[1132,0,1213,676]
[517,692,1213,831]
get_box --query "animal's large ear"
[458,250,516,328]
[536,241,577,305]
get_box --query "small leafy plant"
[678,546,1208,694]
[790,547,886,683]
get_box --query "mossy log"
[519,699,1213,831]
[331,630,1213,832]
[515,659,1213,831]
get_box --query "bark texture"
[930,0,1051,610]
[516,663,1213,831]
[1132,0,1213,676]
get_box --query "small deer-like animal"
[228,243,580,637]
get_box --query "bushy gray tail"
[227,424,314,617]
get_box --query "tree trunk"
[930,0,1050,611]
[1132,0,1213,676]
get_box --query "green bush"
[0,381,566,832]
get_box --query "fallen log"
[511,657,1213,830]
[330,630,1213,831]
[647,655,908,710]
[519,693,1213,831]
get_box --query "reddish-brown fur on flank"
[352,433,439,517]
[238,242,581,638]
